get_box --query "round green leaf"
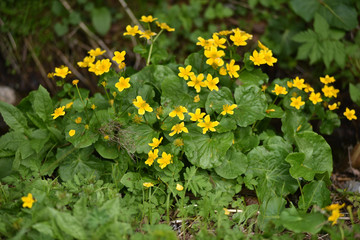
[215,148,248,179]
[94,140,119,159]
[91,7,111,36]
[233,85,267,127]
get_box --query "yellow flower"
[230,28,250,46]
[221,104,237,115]
[143,182,154,188]
[72,79,79,85]
[145,149,158,166]
[54,66,71,78]
[123,25,141,36]
[196,37,214,49]
[51,106,65,119]
[193,95,200,103]
[118,62,126,70]
[77,56,95,68]
[189,108,206,122]
[328,103,338,111]
[204,46,225,67]
[204,74,219,91]
[292,77,306,90]
[88,48,106,57]
[325,203,345,225]
[261,49,277,66]
[133,114,143,124]
[322,85,339,98]
[65,102,73,109]
[115,77,131,92]
[169,106,188,120]
[225,59,240,78]
[75,117,82,124]
[149,137,163,149]
[217,30,233,36]
[211,33,226,49]
[250,50,266,66]
[104,135,109,140]
[266,109,275,114]
[169,122,188,136]
[290,96,305,110]
[21,193,36,208]
[197,115,219,134]
[325,203,345,211]
[157,152,172,169]
[188,74,206,93]
[174,138,184,147]
[287,81,293,88]
[133,96,153,115]
[88,59,112,76]
[258,41,269,51]
[178,65,195,80]
[176,184,184,191]
[320,75,335,85]
[112,50,126,64]
[91,104,96,110]
[69,129,76,137]
[261,85,268,92]
[101,81,107,87]
[309,92,322,105]
[84,124,89,130]
[47,72,54,78]
[223,208,230,215]
[344,108,357,120]
[156,106,163,119]
[303,84,314,93]
[272,84,288,95]
[155,21,175,31]
[140,30,157,40]
[140,15,158,23]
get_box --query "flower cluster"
[250,41,277,66]
[145,137,173,169]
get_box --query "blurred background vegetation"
[1,0,360,166]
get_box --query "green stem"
[75,85,89,121]
[146,29,164,66]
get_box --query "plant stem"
[146,29,163,66]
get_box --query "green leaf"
[30,129,50,153]
[215,148,247,179]
[349,83,360,106]
[32,85,53,122]
[247,137,297,202]
[265,104,285,118]
[318,2,358,31]
[120,172,141,192]
[204,6,216,20]
[69,11,81,25]
[54,22,68,36]
[0,157,13,179]
[258,196,286,231]
[184,51,209,74]
[0,101,28,133]
[0,132,27,151]
[91,7,111,35]
[32,222,54,238]
[127,124,158,154]
[233,127,259,153]
[238,69,269,86]
[319,111,340,135]
[183,125,233,169]
[233,85,267,127]
[205,87,234,114]
[292,29,317,43]
[290,0,320,22]
[278,206,325,234]
[216,117,237,133]
[333,41,346,68]
[313,13,329,39]
[298,180,331,210]
[55,211,87,239]
[285,131,332,181]
[161,74,193,108]
[94,140,119,159]
[281,110,312,144]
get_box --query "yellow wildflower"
[77,56,95,68]
[118,62,126,70]
[133,114,143,124]
[88,48,106,57]
[261,49,277,66]
[320,75,335,85]
[51,106,65,119]
[178,65,195,80]
[328,103,338,111]
[303,84,314,93]
[189,108,205,121]
[250,50,266,66]
[309,92,322,105]
[21,193,36,208]
[292,77,306,90]
[325,203,345,225]
[225,59,240,78]
[68,129,75,137]
[123,25,141,36]
[224,208,230,215]
[258,41,269,51]
[72,79,79,85]
[344,108,357,120]
[211,33,226,49]
[169,106,188,120]
[75,117,82,124]
[65,102,73,109]
[197,115,219,134]
[84,124,89,130]
[176,184,184,191]
[140,15,158,23]
[88,59,112,76]
[272,84,288,95]
[115,77,131,92]
[91,104,96,110]
[204,74,219,91]
[322,85,339,98]
[193,95,200,103]
[230,29,250,46]
[287,81,293,88]
[133,96,153,115]
[204,46,225,67]
[157,152,172,169]
[143,182,154,188]
[188,74,206,93]
[155,21,175,31]
[140,30,157,40]
[196,37,214,49]
[169,122,188,136]
[149,137,163,149]
[54,66,71,78]
[290,96,305,110]
[112,50,126,64]
[221,104,237,115]
[174,138,184,147]
[104,135,109,140]
[261,85,268,92]
[145,149,158,166]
